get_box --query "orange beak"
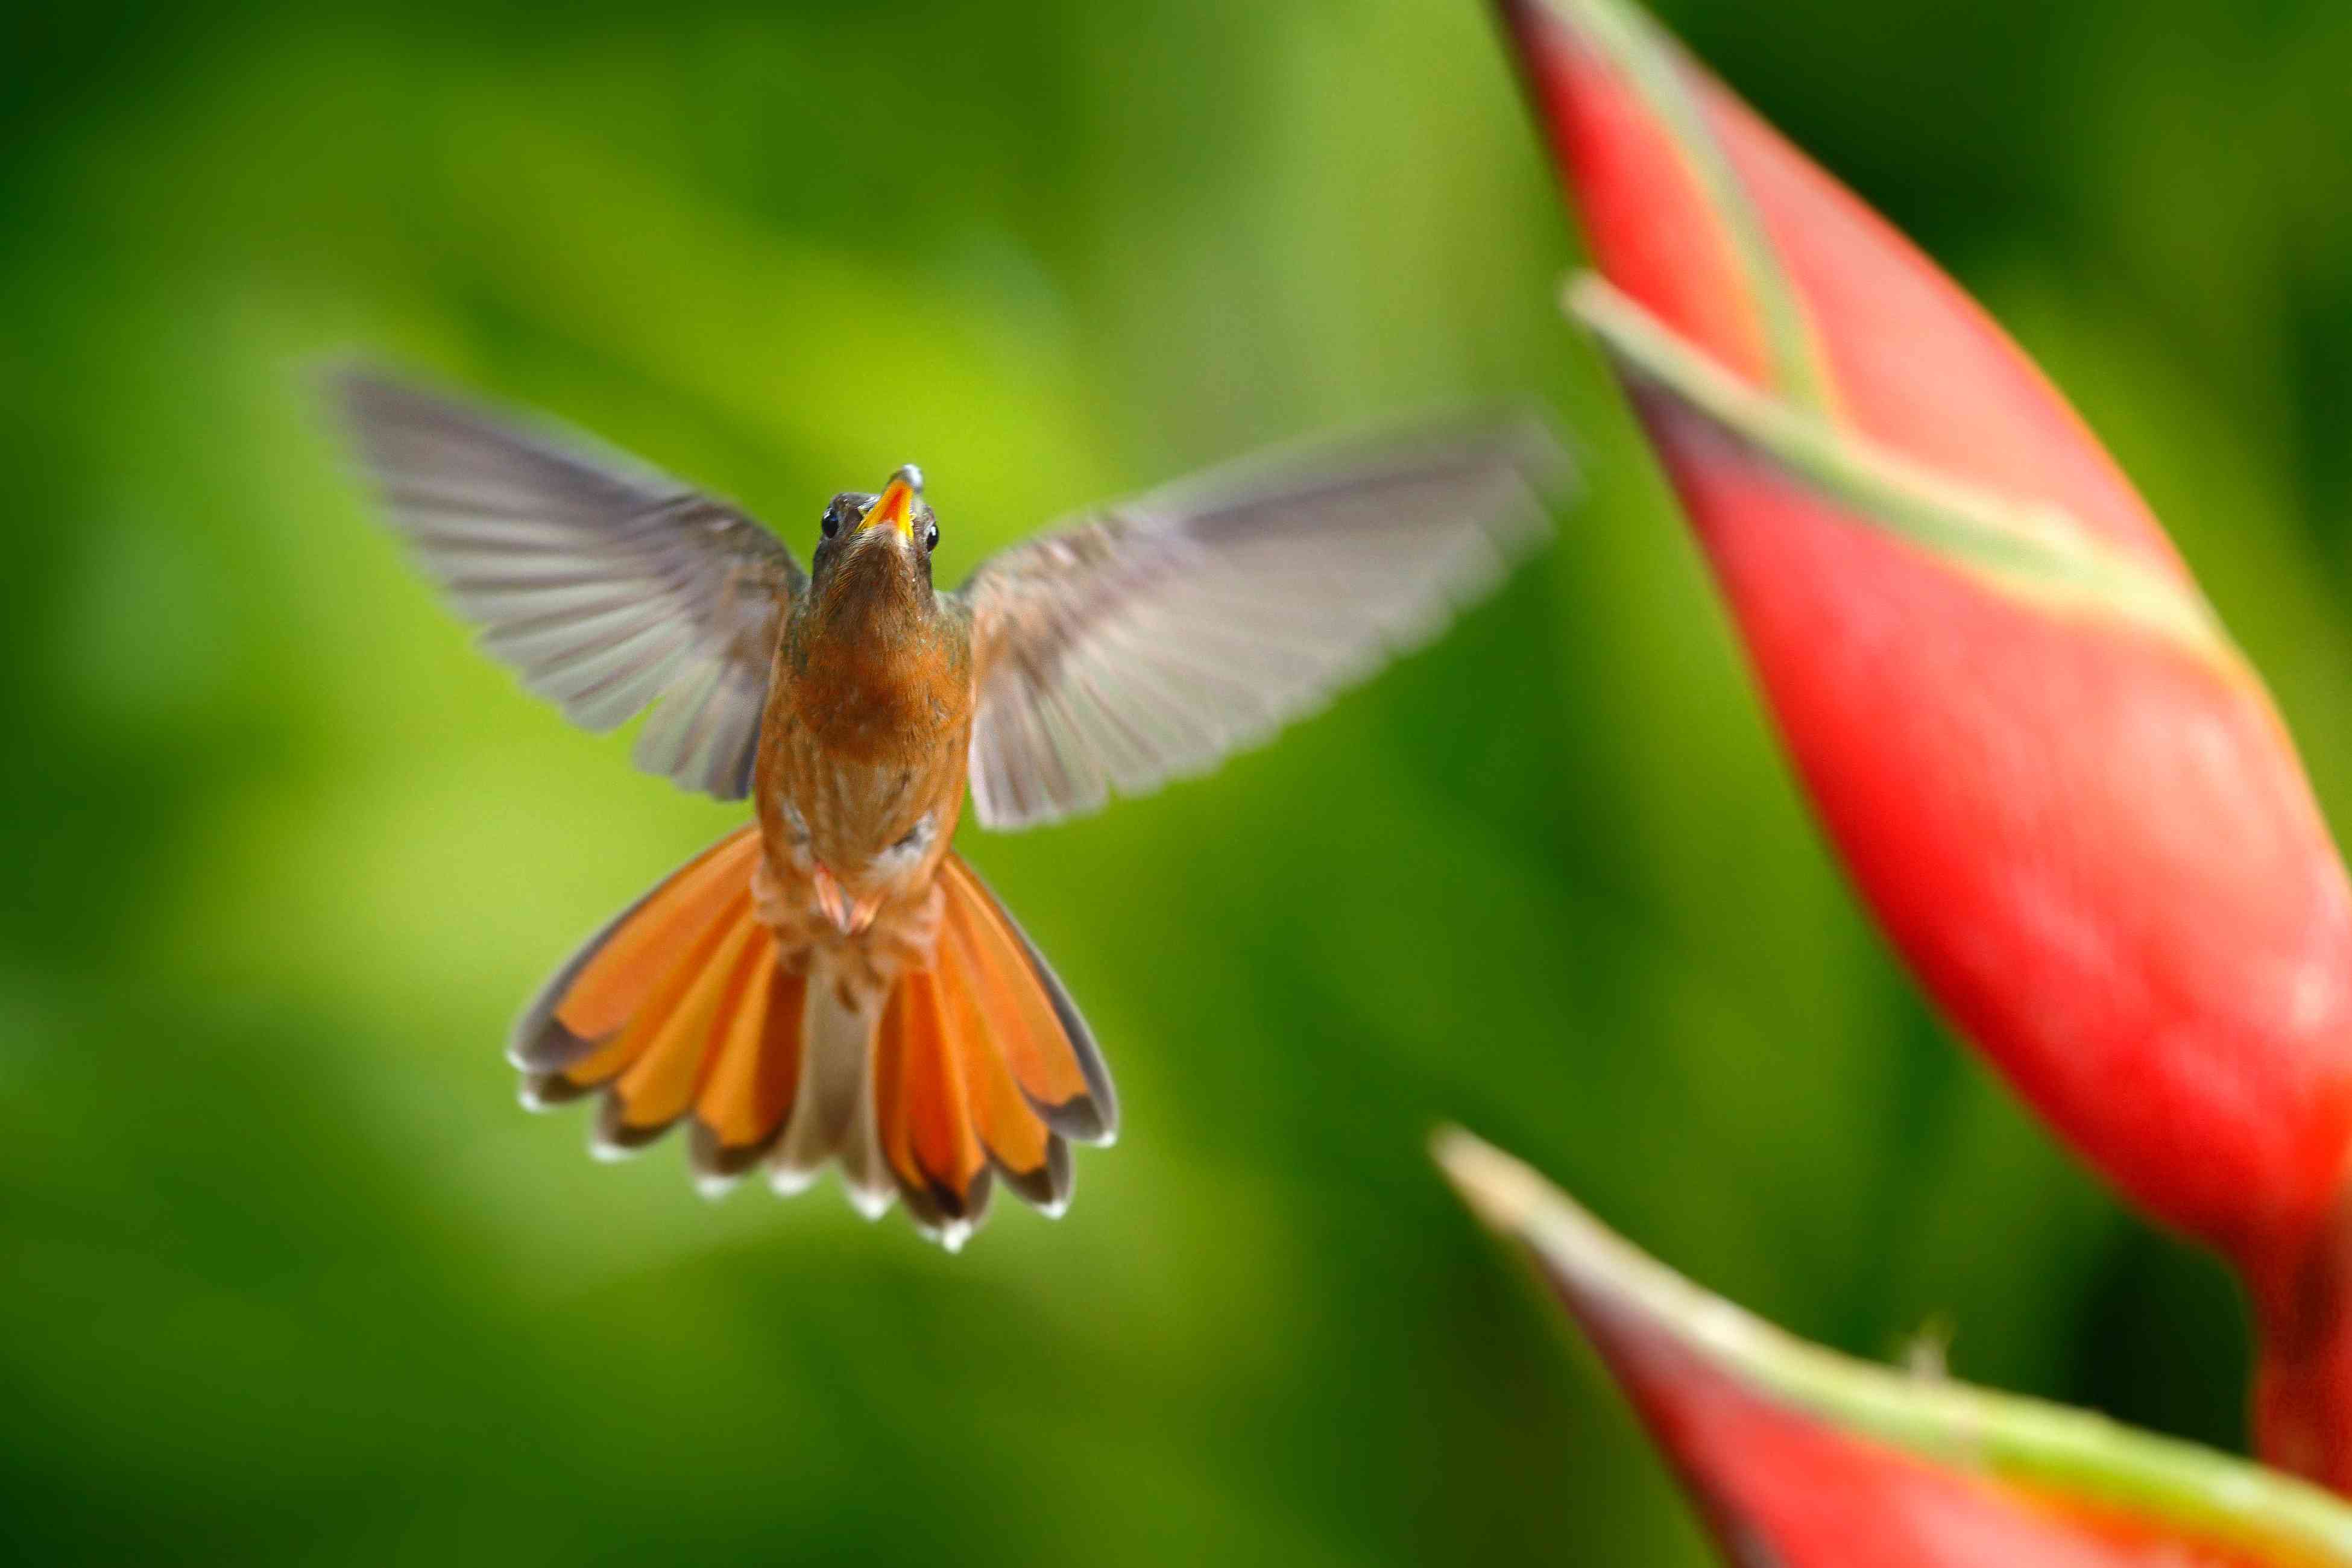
[856,466,922,541]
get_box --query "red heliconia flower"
[1438,1130,2352,1566]
[1494,0,2352,1486]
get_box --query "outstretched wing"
[955,416,1566,830]
[330,370,806,801]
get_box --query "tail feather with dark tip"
[511,828,1112,1242]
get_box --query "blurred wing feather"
[330,370,805,800]
[956,417,1565,829]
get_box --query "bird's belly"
[764,723,964,903]
[793,755,925,867]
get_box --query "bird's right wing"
[329,370,807,801]
[954,417,1566,830]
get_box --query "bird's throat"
[788,571,965,761]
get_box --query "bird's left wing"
[954,417,1566,830]
[330,370,806,801]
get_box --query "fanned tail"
[869,854,1118,1245]
[508,831,1116,1243]
[510,827,807,1191]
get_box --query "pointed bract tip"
[1560,269,1610,329]
[1495,0,1643,76]
[845,1182,894,1221]
[1431,1125,1548,1236]
[1431,1127,1688,1331]
[695,1171,740,1201]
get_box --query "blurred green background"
[8,0,2352,1560]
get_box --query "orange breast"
[756,631,974,917]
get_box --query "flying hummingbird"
[331,372,1561,1247]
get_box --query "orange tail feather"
[871,854,1113,1242]
[511,827,806,1186]
[935,855,1115,1142]
[509,831,1114,1242]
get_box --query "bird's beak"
[857,465,923,542]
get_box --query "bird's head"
[809,462,942,623]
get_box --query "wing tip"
[1491,406,1580,496]
[309,354,400,418]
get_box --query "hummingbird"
[331,371,1561,1247]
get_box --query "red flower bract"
[1437,1131,2352,1567]
[1496,0,2352,1484]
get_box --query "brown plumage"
[330,369,1563,1246]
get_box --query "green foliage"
[3,0,2348,1560]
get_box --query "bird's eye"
[820,496,851,540]
[924,520,940,553]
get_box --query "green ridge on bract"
[1436,1127,2352,1565]
[1566,274,2245,675]
[1528,0,1839,411]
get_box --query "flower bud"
[1496,0,2352,1484]
[1440,1129,2352,1563]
